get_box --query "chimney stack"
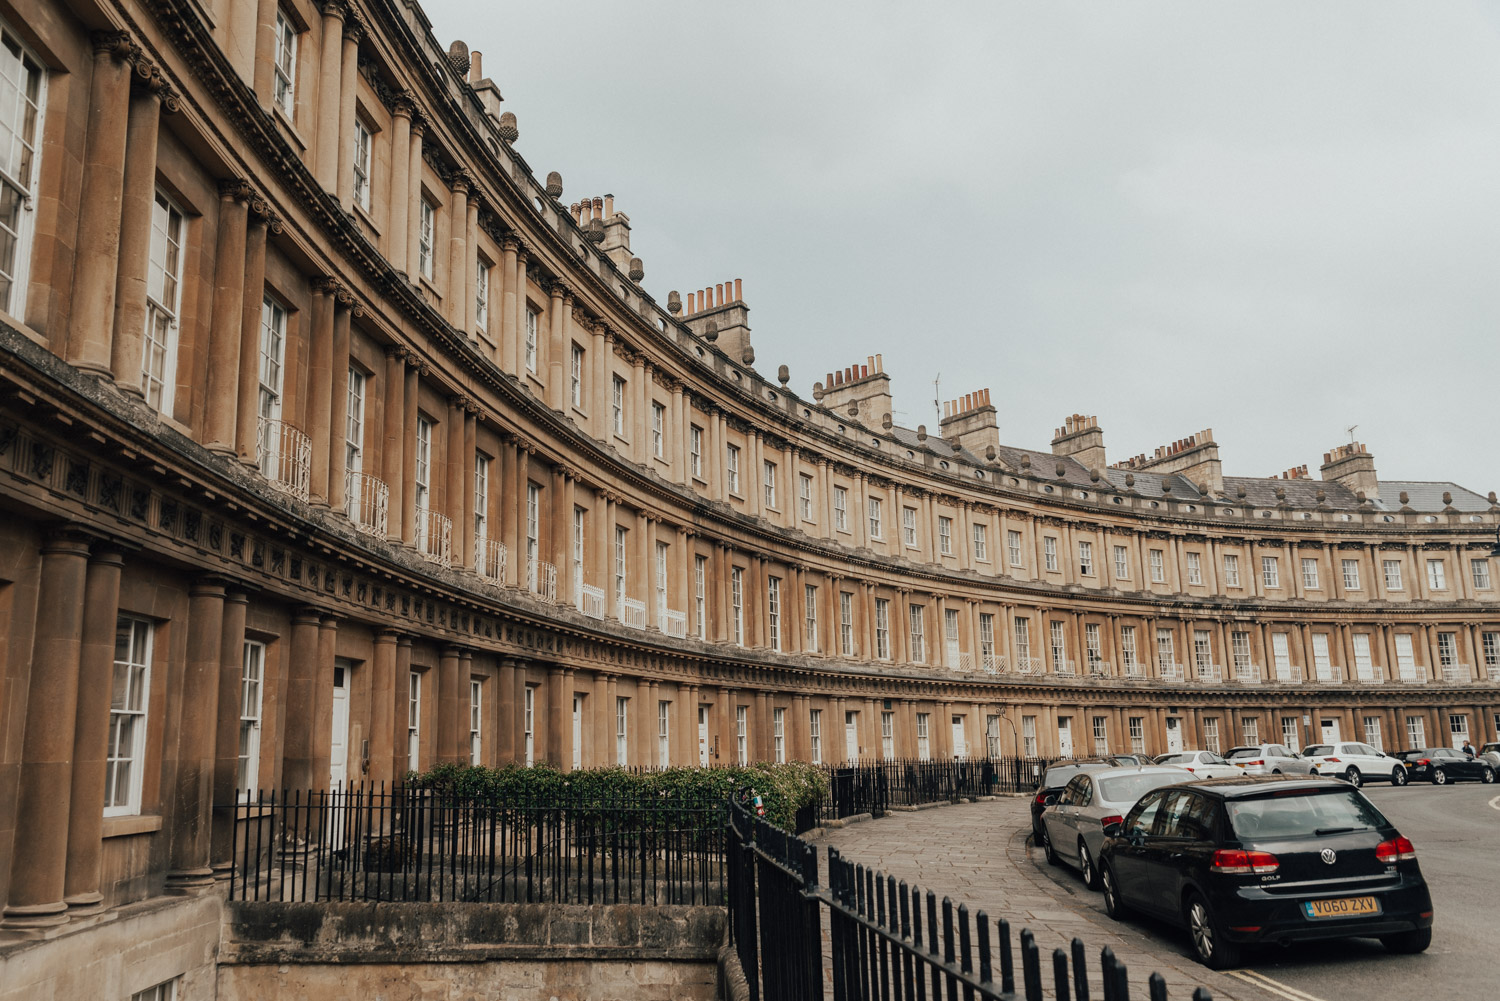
[816,355,892,427]
[1109,427,1222,495]
[1051,414,1106,469]
[940,389,1000,456]
[1320,441,1379,500]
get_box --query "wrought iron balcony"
[1441,663,1470,683]
[1123,661,1145,679]
[660,608,687,638]
[580,583,605,620]
[1053,659,1076,677]
[257,417,311,502]
[1158,662,1184,681]
[415,509,452,567]
[345,471,389,538]
[621,597,647,629]
[526,556,557,603]
[475,538,506,583]
[979,654,1006,675]
[1087,659,1111,678]
[1234,663,1262,684]
[1196,662,1223,683]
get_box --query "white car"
[1152,749,1240,779]
[1302,742,1408,787]
[1224,743,1315,777]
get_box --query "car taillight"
[1417,759,1431,766]
[1100,815,1123,829]
[1325,757,1340,763]
[1184,766,1195,773]
[1244,760,1264,766]
[1211,849,1279,874]
[1375,837,1417,863]
[1034,792,1048,805]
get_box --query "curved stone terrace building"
[0,0,1497,992]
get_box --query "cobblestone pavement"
[814,798,1283,1001]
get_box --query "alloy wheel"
[1101,865,1125,920]
[1079,841,1097,889]
[1484,767,1495,784]
[1432,768,1447,785]
[1391,767,1408,786]
[1344,767,1361,788]
[1189,899,1215,963]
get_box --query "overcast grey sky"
[424,1,1500,490]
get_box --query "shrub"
[407,762,826,831]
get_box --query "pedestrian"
[1462,739,1476,758]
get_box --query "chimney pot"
[470,50,483,82]
[604,195,614,217]
[734,278,742,301]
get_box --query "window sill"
[272,104,308,152]
[418,275,443,301]
[570,405,589,422]
[102,814,162,839]
[353,201,381,237]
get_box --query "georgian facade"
[0,0,1498,993]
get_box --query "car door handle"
[1169,852,1185,860]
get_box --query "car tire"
[1101,864,1128,920]
[1344,766,1362,788]
[1380,927,1432,954]
[1483,767,1495,784]
[1431,767,1448,785]
[1078,839,1099,890]
[1186,892,1242,970]
[1042,827,1061,867]
[1391,767,1408,787]
[1271,769,1281,775]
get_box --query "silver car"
[1040,765,1190,889]
[1225,743,1316,777]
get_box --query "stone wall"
[217,900,726,1001]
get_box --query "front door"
[951,715,967,759]
[330,663,350,788]
[1321,718,1341,744]
[1058,717,1073,758]
[698,707,710,766]
[1165,717,1183,754]
[845,712,859,762]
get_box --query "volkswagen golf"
[1097,777,1433,969]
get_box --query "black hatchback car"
[1395,747,1495,784]
[1097,777,1433,969]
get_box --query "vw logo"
[1320,848,1337,865]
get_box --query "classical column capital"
[218,177,253,202]
[91,30,136,60]
[392,91,416,119]
[450,168,472,194]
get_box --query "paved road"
[817,783,1497,1001]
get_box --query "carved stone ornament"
[498,111,519,143]
[545,171,563,198]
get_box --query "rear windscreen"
[1098,773,1182,805]
[1155,753,1193,766]
[1226,748,1262,759]
[1226,790,1390,839]
[1302,745,1332,757]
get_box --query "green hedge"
[408,762,827,830]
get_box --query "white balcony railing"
[621,597,647,629]
[415,509,452,567]
[980,654,1006,675]
[661,608,688,638]
[1234,663,1262,684]
[1124,661,1145,679]
[258,417,311,502]
[1087,659,1111,678]
[1488,665,1500,682]
[1196,662,1223,683]
[527,557,557,603]
[1395,671,1426,685]
[1314,670,1342,685]
[1016,657,1045,675]
[947,642,964,668]
[1441,663,1470,683]
[1158,662,1184,681]
[344,471,389,538]
[1053,659,1076,677]
[475,538,507,583]
[580,584,605,620]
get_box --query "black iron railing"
[821,757,1052,821]
[728,795,1215,1001]
[228,785,725,905]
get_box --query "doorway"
[330,663,350,789]
[572,696,583,770]
[951,715,967,759]
[1320,718,1341,744]
[1057,717,1073,758]
[845,712,859,762]
[1165,717,1183,754]
[698,706,710,766]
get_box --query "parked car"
[1301,743,1407,787]
[1153,750,1240,779]
[1031,760,1120,845]
[1098,777,1434,968]
[1107,754,1156,766]
[1479,742,1500,770]
[1395,747,1495,784]
[1041,765,1191,888]
[1224,744,1315,777]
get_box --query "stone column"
[327,292,354,514]
[208,590,249,878]
[234,204,275,464]
[406,115,426,275]
[547,284,567,409]
[461,407,477,571]
[437,647,460,765]
[62,545,125,914]
[467,198,481,340]
[500,238,519,372]
[306,280,337,505]
[381,348,406,541]
[547,666,568,766]
[313,2,345,191]
[395,638,414,778]
[165,578,227,891]
[445,397,465,562]
[2,530,90,929]
[308,615,340,789]
[108,59,170,390]
[68,34,134,377]
[401,361,420,544]
[280,608,324,792]
[205,180,252,453]
[368,631,398,786]
[446,174,470,325]
[335,18,362,206]
[514,249,531,372]
[386,97,413,272]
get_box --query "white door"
[845,712,859,762]
[329,664,350,788]
[1165,718,1183,754]
[951,715,967,759]
[1057,718,1073,758]
[1320,718,1341,744]
[572,696,583,770]
[698,707,710,766]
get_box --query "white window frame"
[1242,717,1260,746]
[525,482,540,589]
[874,598,890,660]
[867,496,882,539]
[414,417,431,518]
[915,712,930,761]
[902,506,918,547]
[1085,622,1102,670]
[237,640,265,798]
[1044,536,1058,571]
[735,705,748,765]
[469,679,482,765]
[986,715,1001,758]
[418,197,435,280]
[1050,620,1067,670]
[524,685,536,765]
[1013,617,1031,664]
[257,296,287,474]
[524,307,539,373]
[131,980,178,1001]
[1008,530,1024,568]
[658,700,671,766]
[344,366,365,478]
[767,575,782,651]
[1222,553,1240,587]
[1078,540,1094,576]
[408,671,422,771]
[1473,559,1492,590]
[1092,715,1108,756]
[352,117,372,212]
[1204,717,1221,754]
[651,402,665,458]
[1022,715,1037,757]
[106,616,153,816]
[272,9,298,116]
[763,460,777,509]
[834,486,848,531]
[726,443,741,494]
[1383,559,1404,591]
[1120,625,1137,672]
[655,541,669,623]
[839,591,854,656]
[475,259,490,333]
[569,343,583,407]
[0,24,46,319]
[1406,715,1425,750]
[1185,551,1201,585]
[1262,555,1280,589]
[908,603,926,663]
[1342,558,1361,591]
[1426,559,1447,591]
[616,696,629,765]
[1272,632,1292,681]
[1113,545,1128,580]
[773,707,786,763]
[1363,715,1383,751]
[570,505,584,605]
[1301,557,1320,590]
[694,555,707,640]
[611,375,625,436]
[1149,548,1164,583]
[730,566,744,646]
[1128,717,1145,754]
[973,523,988,562]
[689,425,703,478]
[143,189,186,415]
[614,525,628,608]
[474,454,490,552]
[980,612,995,661]
[804,583,818,653]
[799,473,814,521]
[1157,628,1176,672]
[881,711,895,761]
[937,516,952,555]
[809,708,823,765]
[1232,630,1252,676]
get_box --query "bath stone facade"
[0,0,1498,996]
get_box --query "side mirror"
[1102,821,1122,838]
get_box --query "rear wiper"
[1313,826,1358,836]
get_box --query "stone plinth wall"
[217,901,726,1001]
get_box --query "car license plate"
[1303,896,1380,919]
